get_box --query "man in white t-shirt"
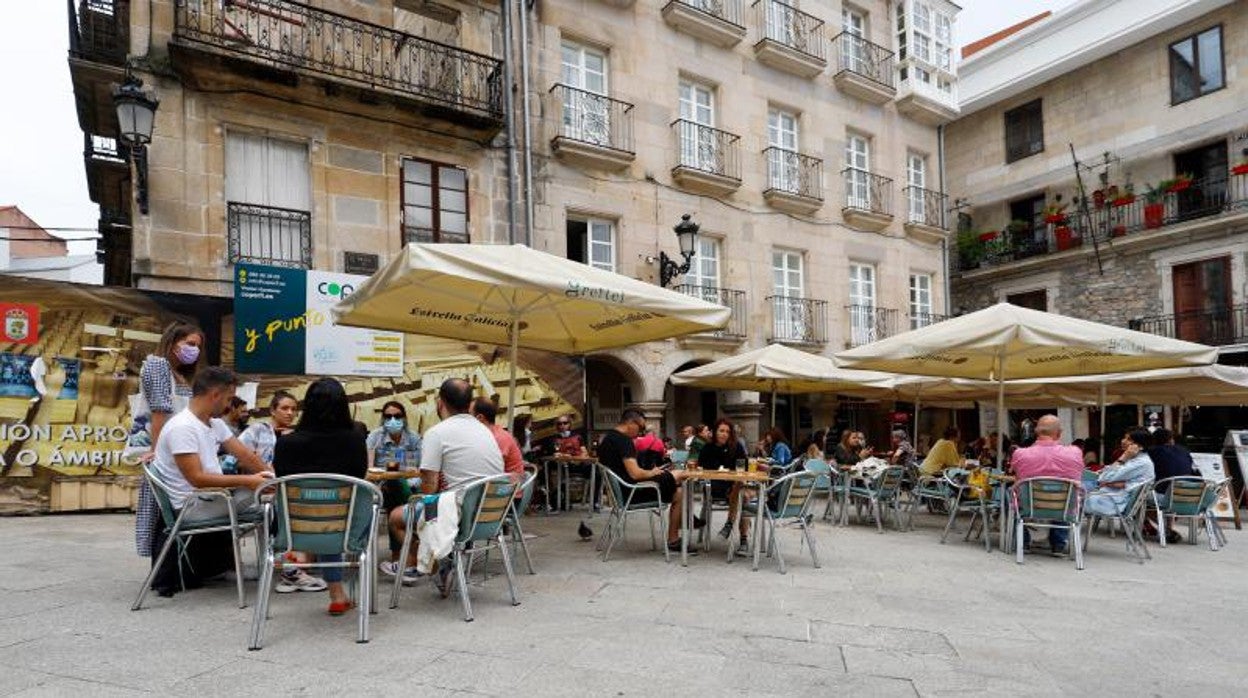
[153,367,269,523]
[384,378,502,580]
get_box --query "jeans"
[181,487,261,524]
[1023,525,1069,551]
[318,554,344,583]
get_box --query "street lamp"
[659,214,699,288]
[112,75,159,215]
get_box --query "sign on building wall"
[234,264,403,376]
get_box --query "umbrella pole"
[913,393,921,446]
[1176,398,1185,436]
[1098,383,1107,464]
[996,352,1006,552]
[507,314,520,433]
[771,381,778,430]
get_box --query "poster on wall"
[234,264,403,376]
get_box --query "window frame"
[909,273,932,329]
[401,156,470,245]
[1168,25,1225,106]
[1004,98,1044,164]
[566,215,616,272]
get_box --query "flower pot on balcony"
[1111,195,1135,207]
[1111,225,1127,238]
[978,231,998,243]
[1044,214,1067,225]
[1167,179,1191,194]
[1232,164,1248,176]
[1144,202,1164,229]
[1054,225,1079,251]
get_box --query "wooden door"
[1173,257,1231,343]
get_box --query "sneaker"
[738,536,750,554]
[401,566,425,586]
[274,568,327,593]
[666,540,696,556]
[378,560,401,578]
[718,520,734,539]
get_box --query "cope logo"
[317,281,355,300]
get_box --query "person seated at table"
[1145,427,1196,543]
[830,429,871,467]
[272,377,367,614]
[542,414,589,457]
[679,424,695,450]
[634,426,667,469]
[977,432,1014,470]
[386,378,504,586]
[798,429,825,461]
[599,409,697,553]
[368,401,423,574]
[238,390,298,466]
[471,396,525,492]
[691,420,751,551]
[1081,437,1103,471]
[761,427,792,466]
[1010,415,1083,554]
[920,427,963,476]
[888,429,916,469]
[687,423,711,461]
[151,366,270,596]
[1085,428,1155,519]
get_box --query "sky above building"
[0,1,1080,240]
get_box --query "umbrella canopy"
[332,243,730,354]
[669,343,900,395]
[1011,365,1248,407]
[834,302,1217,380]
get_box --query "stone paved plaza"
[2,506,1244,697]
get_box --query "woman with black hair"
[1085,428,1155,517]
[272,377,367,615]
[365,401,422,577]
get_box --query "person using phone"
[1085,428,1154,517]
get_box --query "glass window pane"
[404,183,431,207]
[1170,39,1198,103]
[404,160,431,185]
[439,190,466,213]
[406,206,433,229]
[1198,28,1223,92]
[441,212,467,233]
[439,166,466,190]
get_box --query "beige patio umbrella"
[332,243,731,429]
[836,302,1217,547]
[669,343,903,426]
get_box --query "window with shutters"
[402,158,469,244]
[1004,99,1043,163]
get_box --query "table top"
[987,473,1017,483]
[366,468,421,482]
[682,468,771,483]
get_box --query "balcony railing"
[958,173,1248,272]
[672,284,747,339]
[767,295,827,344]
[831,32,895,88]
[753,0,826,61]
[842,168,894,215]
[764,148,822,201]
[68,0,129,65]
[909,312,949,330]
[1129,304,1248,347]
[228,202,312,269]
[846,305,899,347]
[551,84,635,154]
[904,185,946,229]
[673,120,741,180]
[173,0,503,121]
[667,0,744,27]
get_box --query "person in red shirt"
[1009,414,1083,553]
[471,397,525,491]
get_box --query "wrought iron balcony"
[842,168,894,231]
[550,84,635,170]
[1129,304,1248,347]
[831,32,895,103]
[672,284,747,340]
[68,0,129,65]
[661,0,747,49]
[764,148,822,199]
[909,312,949,330]
[957,172,1248,272]
[903,185,947,243]
[172,0,504,125]
[767,295,827,345]
[671,120,742,195]
[228,202,312,269]
[845,305,899,347]
[752,0,827,77]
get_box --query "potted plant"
[1111,223,1127,237]
[1043,195,1068,225]
[957,230,986,269]
[1167,173,1193,193]
[1232,160,1248,176]
[1142,182,1166,229]
[1054,223,1079,251]
[1110,183,1135,207]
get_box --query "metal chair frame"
[848,465,907,532]
[740,470,820,573]
[1010,477,1085,570]
[248,474,382,649]
[132,462,261,611]
[504,467,540,574]
[1083,480,1153,562]
[596,464,671,562]
[1153,476,1229,551]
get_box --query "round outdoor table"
[680,469,771,567]
[366,468,421,482]
[542,455,599,516]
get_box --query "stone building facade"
[70,0,962,443]
[944,0,1248,444]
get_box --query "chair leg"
[773,520,787,575]
[648,512,657,551]
[231,526,248,609]
[358,548,370,643]
[1072,523,1085,570]
[454,550,474,622]
[511,517,536,574]
[1204,515,1219,552]
[802,521,820,568]
[659,506,671,563]
[133,518,185,611]
[601,512,621,562]
[247,553,275,650]
[1015,516,1025,565]
[391,509,417,610]
[872,500,883,533]
[497,532,522,606]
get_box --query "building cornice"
[958,0,1236,115]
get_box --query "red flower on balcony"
[978,231,998,242]
[1111,194,1136,207]
[1232,163,1248,176]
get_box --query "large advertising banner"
[234,264,402,377]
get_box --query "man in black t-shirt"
[599,408,696,553]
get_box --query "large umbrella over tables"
[331,243,731,429]
[835,302,1217,548]
[669,343,903,427]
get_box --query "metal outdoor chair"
[248,474,382,649]
[906,467,958,527]
[504,467,539,574]
[596,464,671,562]
[848,466,907,532]
[446,474,522,622]
[132,462,262,611]
[1010,477,1085,570]
[741,470,820,573]
[1083,480,1153,562]
[669,450,689,468]
[1154,476,1229,551]
[920,468,1000,552]
[797,458,837,520]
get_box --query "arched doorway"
[666,360,719,434]
[584,356,642,442]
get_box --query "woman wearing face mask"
[366,401,423,578]
[133,322,205,561]
[238,391,299,467]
